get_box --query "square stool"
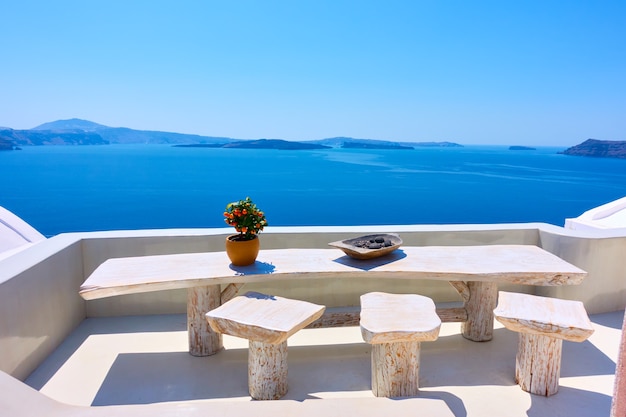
[205,291,325,400]
[360,292,441,397]
[493,291,595,396]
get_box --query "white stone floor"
[25,310,623,417]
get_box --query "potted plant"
[223,197,268,265]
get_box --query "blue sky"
[1,1,624,146]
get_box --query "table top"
[79,245,587,300]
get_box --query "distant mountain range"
[0,118,462,150]
[3,120,625,157]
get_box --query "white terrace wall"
[537,227,626,311]
[1,223,625,381]
[0,234,85,380]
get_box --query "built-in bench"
[80,245,587,355]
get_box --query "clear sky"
[1,1,624,146]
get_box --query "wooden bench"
[360,292,441,397]
[79,245,587,355]
[493,291,595,396]
[205,292,325,400]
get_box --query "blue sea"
[1,145,625,237]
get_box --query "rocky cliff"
[0,137,14,150]
[0,128,108,146]
[561,139,626,159]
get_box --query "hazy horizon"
[1,1,624,146]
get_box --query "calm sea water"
[1,145,625,237]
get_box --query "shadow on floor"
[26,315,188,390]
[528,386,611,417]
[26,312,619,417]
[92,343,372,405]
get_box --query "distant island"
[341,142,413,150]
[509,146,536,151]
[175,139,330,150]
[408,141,462,147]
[560,139,626,159]
[0,118,463,150]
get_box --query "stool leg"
[462,281,497,341]
[371,341,420,397]
[187,285,222,356]
[516,332,562,396]
[248,340,288,400]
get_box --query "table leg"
[187,285,223,356]
[461,281,497,342]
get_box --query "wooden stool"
[360,292,441,397]
[205,291,325,400]
[493,291,595,396]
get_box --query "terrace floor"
[25,310,623,417]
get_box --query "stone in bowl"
[328,233,402,260]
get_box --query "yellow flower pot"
[225,234,260,266]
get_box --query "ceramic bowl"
[328,233,402,260]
